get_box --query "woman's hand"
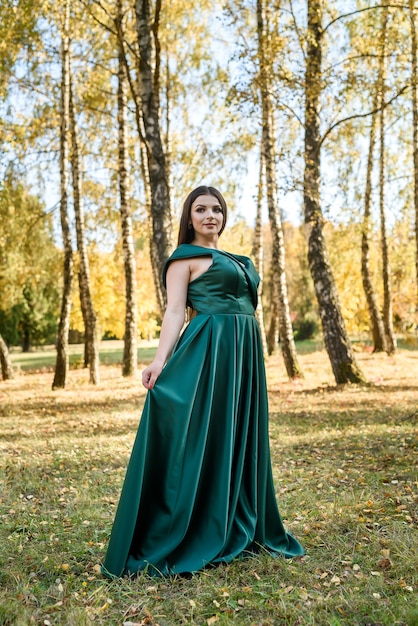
[142,361,164,390]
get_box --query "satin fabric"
[102,245,304,577]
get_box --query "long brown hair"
[177,186,228,246]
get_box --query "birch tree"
[410,0,418,312]
[135,0,173,303]
[0,334,13,380]
[117,0,138,377]
[253,151,268,356]
[378,2,396,355]
[257,0,303,377]
[361,90,387,352]
[69,72,100,384]
[53,0,74,390]
[303,0,366,384]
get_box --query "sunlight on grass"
[0,349,417,625]
[9,339,158,371]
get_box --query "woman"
[102,185,304,578]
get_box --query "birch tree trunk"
[69,73,100,384]
[266,299,279,355]
[113,10,164,317]
[378,3,396,355]
[257,0,302,377]
[410,0,418,312]
[253,149,268,357]
[304,0,366,384]
[141,139,164,315]
[361,91,387,352]
[135,0,173,308]
[117,0,138,377]
[264,112,303,376]
[0,333,13,380]
[53,0,74,390]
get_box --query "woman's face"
[189,194,224,240]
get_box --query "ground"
[0,346,417,625]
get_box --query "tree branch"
[323,4,409,33]
[288,0,306,60]
[79,0,117,36]
[319,85,409,150]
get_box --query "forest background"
[0,0,418,386]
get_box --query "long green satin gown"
[102,244,304,577]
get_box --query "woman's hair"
[177,186,228,246]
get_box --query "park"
[1,0,418,623]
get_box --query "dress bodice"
[163,245,260,315]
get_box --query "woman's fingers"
[142,364,162,389]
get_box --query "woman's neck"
[191,235,219,249]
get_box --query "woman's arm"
[142,259,190,390]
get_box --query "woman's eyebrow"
[195,203,221,208]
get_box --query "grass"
[0,348,417,625]
[9,340,159,371]
[8,336,417,371]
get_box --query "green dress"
[102,244,304,577]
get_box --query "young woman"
[102,186,304,577]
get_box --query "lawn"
[8,340,159,371]
[0,349,417,625]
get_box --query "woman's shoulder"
[162,245,214,287]
[221,249,254,267]
[167,244,216,262]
